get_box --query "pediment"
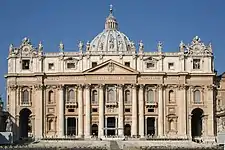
[83,59,139,74]
[143,56,158,62]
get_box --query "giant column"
[138,84,144,138]
[158,84,163,137]
[85,84,91,138]
[78,84,84,137]
[34,84,43,139]
[118,84,124,137]
[131,84,137,137]
[178,84,187,138]
[58,85,64,137]
[98,84,104,138]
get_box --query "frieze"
[165,76,179,80]
[89,76,127,81]
[45,85,57,89]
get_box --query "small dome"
[89,5,134,52]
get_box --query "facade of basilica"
[5,6,216,142]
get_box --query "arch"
[91,124,98,136]
[19,108,32,138]
[168,90,175,103]
[124,90,131,103]
[147,89,154,103]
[194,90,201,104]
[108,89,114,103]
[68,89,75,102]
[48,90,54,104]
[92,90,98,104]
[124,124,131,136]
[191,108,204,138]
[21,90,29,104]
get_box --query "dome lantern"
[105,5,118,30]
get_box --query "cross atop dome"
[105,4,118,30]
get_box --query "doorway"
[67,117,76,136]
[147,117,155,136]
[19,108,32,138]
[191,108,203,138]
[107,117,115,135]
[91,124,98,136]
[124,124,131,136]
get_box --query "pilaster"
[138,84,144,138]
[131,84,137,137]
[57,84,64,137]
[84,84,91,138]
[98,84,104,138]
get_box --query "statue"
[86,41,90,51]
[99,42,104,50]
[139,40,144,52]
[22,37,31,45]
[118,41,123,51]
[157,41,163,52]
[179,40,185,52]
[78,41,84,52]
[9,44,14,54]
[130,41,135,49]
[5,117,12,132]
[59,41,64,52]
[38,41,43,51]
[192,36,201,44]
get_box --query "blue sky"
[0,0,224,104]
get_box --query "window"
[92,62,97,68]
[125,62,130,67]
[48,63,54,70]
[125,108,130,112]
[107,89,114,103]
[168,63,174,70]
[67,63,75,69]
[67,89,75,103]
[124,90,131,104]
[168,90,175,103]
[21,90,29,104]
[22,60,30,70]
[147,90,154,103]
[148,108,154,112]
[194,90,201,104]
[68,109,75,112]
[92,90,98,104]
[146,62,155,69]
[193,59,200,69]
[48,91,54,104]
[92,108,98,112]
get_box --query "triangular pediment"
[83,59,139,74]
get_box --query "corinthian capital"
[98,84,105,89]
[117,84,124,89]
[77,84,84,90]
[34,84,43,91]
[9,85,17,91]
[139,84,145,89]
[57,84,64,90]
[178,84,187,90]
[207,84,214,91]
[156,84,164,90]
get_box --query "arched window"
[194,90,201,104]
[48,119,54,131]
[169,90,175,103]
[125,90,131,104]
[92,90,98,104]
[108,89,114,103]
[147,90,154,103]
[22,90,29,104]
[48,91,54,104]
[68,89,75,102]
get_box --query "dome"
[89,5,134,52]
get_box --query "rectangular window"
[125,62,130,67]
[168,63,174,70]
[67,63,75,69]
[92,108,98,112]
[148,108,154,112]
[125,108,130,112]
[146,62,155,69]
[92,62,97,68]
[22,60,30,70]
[48,63,54,70]
[68,109,75,112]
[193,59,200,69]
